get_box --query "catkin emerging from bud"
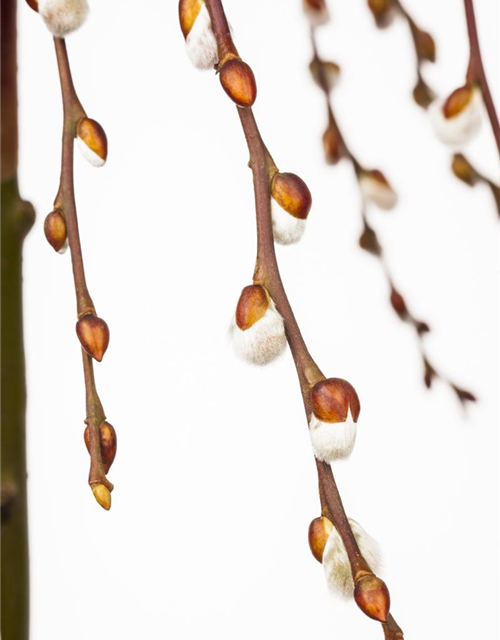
[44,210,67,253]
[76,313,110,362]
[84,421,117,474]
[271,172,312,245]
[309,59,340,93]
[230,285,286,365]
[179,0,218,70]
[323,518,381,597]
[309,378,360,462]
[77,118,108,168]
[430,86,482,146]
[303,0,330,26]
[359,169,397,210]
[367,0,395,28]
[38,0,89,38]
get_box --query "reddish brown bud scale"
[44,210,67,252]
[25,0,39,12]
[179,0,202,38]
[304,0,327,12]
[443,86,473,118]
[271,173,312,220]
[366,169,389,187]
[235,285,269,331]
[219,59,257,108]
[311,378,361,424]
[451,153,479,186]
[354,574,390,622]
[84,422,117,474]
[77,118,108,164]
[359,224,381,256]
[308,516,333,563]
[415,29,436,63]
[413,78,435,109]
[390,288,408,319]
[323,126,342,165]
[76,314,110,362]
[368,0,394,27]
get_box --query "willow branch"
[204,0,403,635]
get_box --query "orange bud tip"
[76,314,110,362]
[92,484,111,511]
[44,210,67,253]
[354,574,390,622]
[219,59,257,108]
[311,378,360,424]
[367,0,395,28]
[451,153,479,186]
[84,422,117,475]
[271,173,312,220]
[179,0,202,38]
[25,0,39,12]
[322,126,342,165]
[77,118,108,167]
[308,516,333,563]
[235,284,269,331]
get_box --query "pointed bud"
[430,86,482,145]
[38,0,89,38]
[179,0,218,70]
[415,320,430,335]
[414,29,436,63]
[452,385,477,406]
[309,378,361,462]
[92,484,111,511]
[230,284,286,365]
[390,288,408,320]
[308,516,333,563]
[76,118,107,168]
[271,172,312,245]
[84,422,117,474]
[413,77,436,109]
[354,574,390,622]
[219,58,257,108]
[25,0,39,12]
[367,0,395,28]
[423,357,436,389]
[303,0,330,26]
[359,169,397,210]
[44,210,67,253]
[309,59,340,92]
[76,313,110,362]
[451,153,480,186]
[322,125,342,165]
[359,223,382,256]
[323,518,381,597]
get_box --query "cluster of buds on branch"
[306,6,476,407]
[26,0,116,510]
[180,1,404,637]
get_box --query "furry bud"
[430,86,482,145]
[219,58,257,108]
[38,0,89,38]
[309,378,360,462]
[91,484,111,511]
[451,153,480,186]
[271,172,312,245]
[354,574,390,622]
[84,422,117,474]
[76,313,110,362]
[367,0,395,28]
[323,518,381,597]
[359,169,397,210]
[309,59,340,92]
[44,210,67,253]
[303,0,330,26]
[76,118,107,167]
[179,0,218,70]
[323,126,342,165]
[230,285,286,365]
[308,516,333,563]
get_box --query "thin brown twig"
[52,37,113,502]
[203,0,403,636]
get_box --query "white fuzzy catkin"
[429,91,482,146]
[323,518,381,598]
[76,136,105,168]
[230,298,286,366]
[309,409,357,462]
[38,0,89,38]
[185,3,218,71]
[271,201,307,246]
[359,175,398,211]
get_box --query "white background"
[17,0,499,638]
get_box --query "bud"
[415,320,430,335]
[413,77,436,109]
[309,378,360,462]
[429,86,482,145]
[359,169,397,210]
[76,313,110,362]
[322,125,342,165]
[308,516,333,563]
[37,0,89,38]
[323,518,381,597]
[451,153,480,186]
[390,287,408,320]
[452,385,477,406]
[309,59,340,93]
[367,0,395,28]
[25,0,39,12]
[219,58,257,108]
[179,0,218,71]
[230,284,286,365]
[44,210,68,253]
[91,484,111,511]
[414,29,436,63]
[359,223,381,256]
[423,357,436,389]
[76,118,108,168]
[354,574,390,622]
[303,0,330,26]
[271,172,312,245]
[84,421,117,474]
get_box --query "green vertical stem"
[1,1,35,639]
